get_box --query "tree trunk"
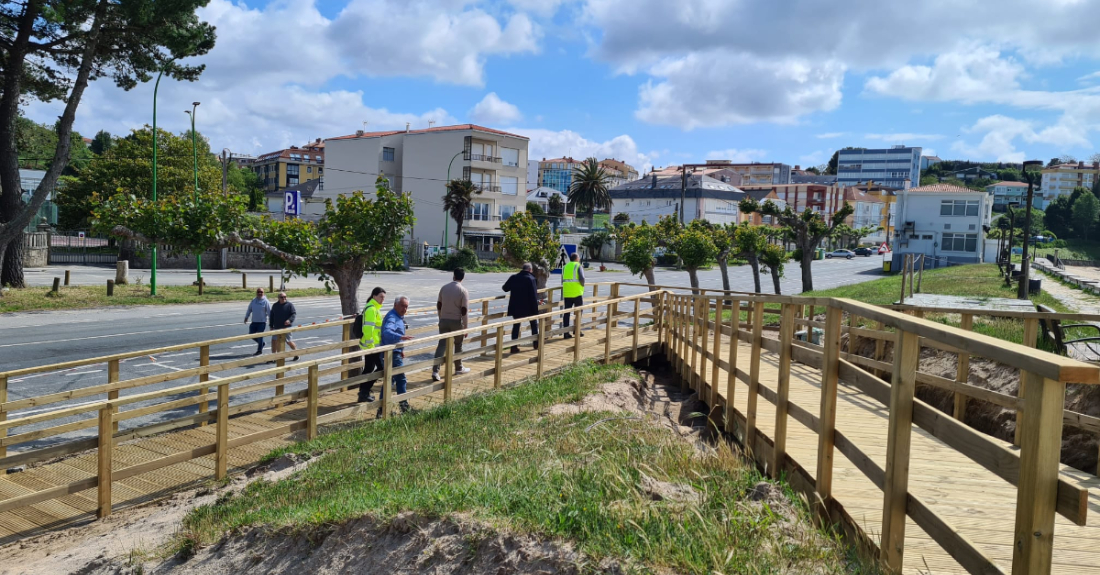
[800,252,815,293]
[687,268,699,293]
[327,265,364,316]
[534,267,549,290]
[455,218,463,248]
[1,236,25,288]
[643,267,656,290]
[717,256,730,292]
[748,256,761,293]
[770,266,782,295]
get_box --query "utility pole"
[185,102,202,288]
[221,149,230,196]
[1016,160,1043,299]
[679,166,686,225]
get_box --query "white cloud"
[635,52,844,128]
[1079,71,1100,83]
[798,150,827,165]
[923,148,937,158]
[951,114,1092,162]
[469,93,523,124]
[704,148,769,163]
[864,46,1024,103]
[816,132,847,139]
[864,133,944,141]
[511,128,658,174]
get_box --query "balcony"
[466,153,502,163]
[474,184,501,193]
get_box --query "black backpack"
[351,313,364,340]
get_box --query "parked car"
[854,247,875,256]
[825,249,855,259]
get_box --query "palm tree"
[568,158,612,230]
[442,179,480,247]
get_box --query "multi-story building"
[252,139,325,193]
[835,145,921,190]
[987,180,1042,211]
[738,183,848,220]
[844,187,887,245]
[537,157,580,193]
[920,155,942,171]
[1041,161,1100,199]
[608,174,747,225]
[892,183,994,267]
[695,160,791,185]
[599,158,640,188]
[526,160,538,192]
[324,124,529,250]
[851,183,899,245]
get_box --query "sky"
[24,0,1100,174]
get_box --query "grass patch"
[1033,240,1100,262]
[0,284,335,313]
[180,363,863,573]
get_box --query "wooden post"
[632,299,642,362]
[699,297,710,394]
[241,273,247,289]
[51,277,60,294]
[307,364,319,440]
[381,350,393,419]
[899,254,908,304]
[198,279,203,295]
[745,301,765,453]
[272,334,285,398]
[725,300,740,434]
[494,326,504,388]
[107,359,120,432]
[64,269,70,286]
[603,304,612,363]
[537,317,548,377]
[97,404,114,519]
[917,254,925,292]
[215,382,229,479]
[573,308,583,363]
[481,300,490,345]
[592,284,599,299]
[880,329,920,570]
[874,321,886,379]
[1011,372,1066,575]
[1015,317,1040,446]
[953,314,973,421]
[0,374,6,459]
[198,345,210,425]
[444,336,454,402]
[655,292,664,348]
[341,323,352,381]
[610,284,620,328]
[269,275,274,293]
[773,303,795,475]
[908,254,915,298]
[815,306,843,506]
[691,298,703,389]
[106,279,114,296]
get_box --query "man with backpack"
[356,287,386,403]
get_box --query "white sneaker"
[431,372,442,382]
[456,367,471,375]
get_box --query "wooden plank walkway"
[695,329,1100,575]
[0,326,658,545]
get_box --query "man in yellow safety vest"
[357,286,386,403]
[561,252,586,338]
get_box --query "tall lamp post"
[443,150,463,252]
[150,63,174,296]
[1016,160,1044,299]
[184,102,201,288]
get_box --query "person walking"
[269,292,300,361]
[378,295,415,417]
[357,287,386,403]
[433,268,471,381]
[561,252,585,338]
[244,288,271,356]
[503,263,540,355]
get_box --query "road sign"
[284,190,301,216]
[552,244,577,274]
[77,231,85,239]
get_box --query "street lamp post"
[150,65,171,296]
[444,150,463,252]
[1017,160,1044,299]
[185,102,201,288]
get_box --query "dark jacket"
[269,301,297,329]
[503,270,539,318]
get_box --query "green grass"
[0,283,335,313]
[1033,240,1100,261]
[179,363,868,574]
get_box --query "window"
[306,166,312,174]
[922,234,933,240]
[940,199,979,216]
[500,205,516,220]
[382,147,395,162]
[286,164,299,177]
[500,176,518,195]
[501,148,519,167]
[467,203,491,221]
[942,233,978,252]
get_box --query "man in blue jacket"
[243,288,271,356]
[379,295,415,416]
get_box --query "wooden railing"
[661,290,1098,575]
[0,283,656,524]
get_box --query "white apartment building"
[608,174,745,225]
[323,124,529,250]
[1041,162,1099,199]
[987,181,1043,211]
[892,183,993,268]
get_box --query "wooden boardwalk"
[0,326,657,545]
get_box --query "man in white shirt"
[432,268,472,381]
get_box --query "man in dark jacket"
[502,263,540,354]
[269,292,299,361]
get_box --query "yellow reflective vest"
[562,261,584,298]
[360,299,383,349]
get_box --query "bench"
[1036,304,1100,358]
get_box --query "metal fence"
[48,232,118,265]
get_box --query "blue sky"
[26,0,1100,173]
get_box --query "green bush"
[791,248,803,262]
[1050,239,1068,248]
[430,247,479,271]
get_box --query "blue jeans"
[249,322,266,352]
[392,352,407,396]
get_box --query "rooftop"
[905,184,977,194]
[989,181,1029,188]
[327,124,527,141]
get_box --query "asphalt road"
[2,256,884,453]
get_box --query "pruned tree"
[443,179,480,248]
[497,211,562,289]
[759,243,787,295]
[581,228,611,264]
[665,219,716,290]
[94,176,415,316]
[704,222,735,292]
[0,0,216,289]
[741,197,853,292]
[616,222,659,288]
[733,223,768,293]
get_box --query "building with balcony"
[843,187,887,244]
[323,124,529,250]
[608,174,747,226]
[537,157,580,193]
[987,180,1042,211]
[738,183,848,220]
[693,160,791,185]
[850,183,899,245]
[836,145,921,190]
[599,158,640,188]
[1041,161,1100,199]
[252,139,325,193]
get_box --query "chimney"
[405,122,410,132]
[794,165,801,170]
[356,130,364,136]
[315,138,321,144]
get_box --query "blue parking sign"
[284,190,301,216]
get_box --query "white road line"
[0,322,244,349]
[64,370,104,376]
